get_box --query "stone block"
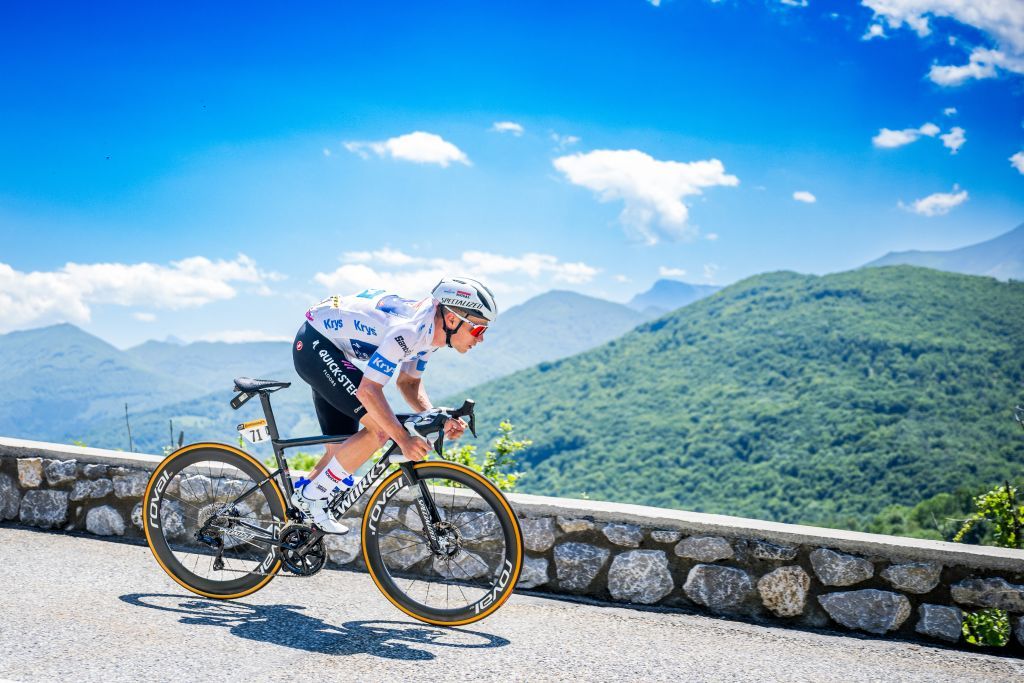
[0,472,21,520]
[915,604,962,643]
[607,550,674,605]
[684,564,753,612]
[810,548,873,586]
[377,530,430,571]
[521,517,557,553]
[323,527,360,565]
[517,556,550,589]
[881,562,941,594]
[751,540,798,561]
[86,505,125,536]
[675,536,734,562]
[83,464,108,479]
[602,523,643,547]
[434,551,489,580]
[113,472,150,499]
[818,590,911,635]
[44,459,77,487]
[554,542,610,592]
[70,479,114,502]
[19,489,69,528]
[17,458,43,488]
[556,516,594,533]
[951,577,1024,612]
[649,529,682,544]
[757,566,810,617]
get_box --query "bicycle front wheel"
[142,443,287,599]
[362,461,523,626]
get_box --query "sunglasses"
[445,306,489,337]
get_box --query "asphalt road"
[1,524,1021,683]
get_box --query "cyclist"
[290,276,497,532]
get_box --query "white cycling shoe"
[290,488,349,535]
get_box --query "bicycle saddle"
[233,377,291,393]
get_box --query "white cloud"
[553,149,739,245]
[196,330,292,343]
[900,186,969,216]
[659,266,687,277]
[491,121,524,136]
[862,1,1024,85]
[133,312,156,322]
[872,122,939,148]
[344,131,470,167]
[705,232,719,241]
[944,107,958,116]
[322,148,331,157]
[551,133,581,151]
[779,0,808,6]
[1010,150,1024,174]
[863,23,887,40]
[313,249,600,306]
[703,263,720,283]
[648,0,661,6]
[940,126,966,154]
[0,254,281,333]
[793,191,817,203]
[614,274,631,283]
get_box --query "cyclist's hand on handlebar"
[444,417,467,441]
[400,435,431,461]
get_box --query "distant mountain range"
[0,289,671,452]
[627,279,720,317]
[864,222,1024,281]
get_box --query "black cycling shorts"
[293,322,366,436]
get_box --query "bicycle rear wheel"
[361,461,523,626]
[142,443,287,599]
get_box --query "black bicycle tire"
[142,442,287,599]
[361,461,523,626]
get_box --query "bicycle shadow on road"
[119,593,509,661]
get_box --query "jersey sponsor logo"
[368,352,397,377]
[295,341,303,351]
[353,320,377,336]
[356,288,385,299]
[395,335,410,354]
[416,359,428,372]
[349,339,378,361]
[323,318,344,331]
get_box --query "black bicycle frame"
[218,390,442,554]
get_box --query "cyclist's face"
[449,312,488,353]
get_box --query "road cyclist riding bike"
[142,277,523,626]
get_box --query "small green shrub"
[953,481,1024,549]
[263,451,320,472]
[442,420,530,492]
[962,608,1010,647]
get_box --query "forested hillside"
[458,266,1024,527]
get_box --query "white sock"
[304,458,355,500]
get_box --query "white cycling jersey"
[304,288,438,386]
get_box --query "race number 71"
[237,418,270,444]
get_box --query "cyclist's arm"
[396,371,432,412]
[355,377,429,459]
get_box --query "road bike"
[142,377,523,626]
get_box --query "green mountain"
[458,266,1024,527]
[627,279,720,317]
[864,222,1024,280]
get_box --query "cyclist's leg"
[309,413,389,478]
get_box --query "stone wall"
[2,436,1024,653]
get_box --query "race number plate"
[237,418,270,444]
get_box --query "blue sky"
[1,1,1022,347]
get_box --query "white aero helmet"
[431,276,498,321]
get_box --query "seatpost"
[259,392,282,441]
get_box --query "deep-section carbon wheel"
[361,461,523,626]
[142,443,287,599]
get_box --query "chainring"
[279,523,327,577]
